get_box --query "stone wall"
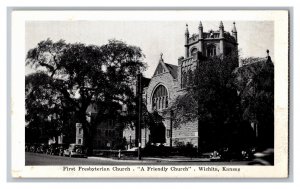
[164,118,198,147]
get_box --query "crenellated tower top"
[183,21,238,59]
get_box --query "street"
[26,152,251,166]
[26,152,143,165]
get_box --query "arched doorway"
[149,122,166,144]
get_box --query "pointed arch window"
[191,48,198,60]
[206,44,216,57]
[181,71,187,88]
[152,85,168,110]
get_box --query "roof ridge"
[165,63,178,67]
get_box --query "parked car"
[46,144,58,155]
[210,150,222,161]
[63,144,86,158]
[25,144,30,152]
[56,144,69,156]
[29,144,38,153]
[127,147,139,151]
[36,144,48,153]
[218,147,254,161]
[248,148,274,165]
[46,144,68,156]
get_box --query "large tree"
[26,39,146,151]
[169,51,249,152]
[170,52,273,152]
[25,72,74,143]
[233,56,274,149]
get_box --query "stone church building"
[123,21,239,149]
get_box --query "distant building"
[75,123,83,145]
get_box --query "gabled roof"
[165,63,178,79]
[142,76,151,88]
[152,54,178,79]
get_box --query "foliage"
[26,39,146,147]
[233,57,274,123]
[233,57,274,148]
[142,107,164,128]
[167,92,198,128]
[113,137,128,150]
[25,72,74,141]
[170,52,239,129]
[170,51,274,150]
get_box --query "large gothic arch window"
[152,85,168,110]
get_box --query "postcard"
[10,9,289,178]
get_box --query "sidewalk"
[144,156,211,162]
[88,156,211,163]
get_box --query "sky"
[26,21,274,78]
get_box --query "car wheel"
[248,161,265,165]
[249,162,264,165]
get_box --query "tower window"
[182,71,187,88]
[191,48,198,60]
[206,45,216,57]
[152,85,168,110]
